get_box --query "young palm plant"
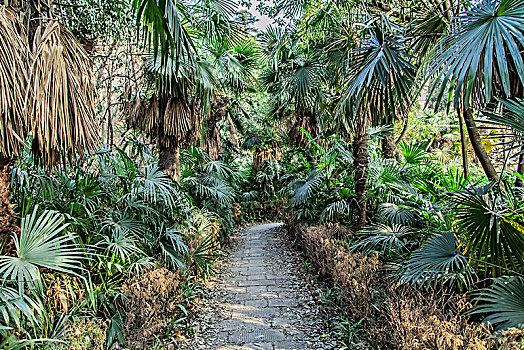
[0,207,85,295]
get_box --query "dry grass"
[294,224,380,321]
[383,287,490,349]
[122,268,181,349]
[286,223,508,350]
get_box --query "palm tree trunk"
[462,108,499,181]
[381,134,396,159]
[159,146,181,181]
[353,117,369,230]
[0,155,17,250]
[206,97,228,161]
[458,111,469,178]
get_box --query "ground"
[180,223,337,350]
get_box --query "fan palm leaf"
[133,0,196,70]
[339,15,416,126]
[428,0,524,109]
[353,223,412,256]
[471,276,524,330]
[483,98,524,150]
[452,190,524,275]
[292,170,322,206]
[0,286,39,327]
[133,165,180,209]
[0,207,85,293]
[401,231,474,288]
[321,199,352,222]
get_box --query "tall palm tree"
[0,4,98,241]
[201,38,258,161]
[131,0,242,177]
[427,0,524,181]
[259,26,325,148]
[337,15,416,228]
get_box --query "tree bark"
[159,146,181,182]
[353,116,369,230]
[0,155,18,251]
[206,97,228,161]
[458,110,469,178]
[381,134,396,159]
[395,115,409,145]
[462,108,499,181]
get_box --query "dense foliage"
[0,0,523,348]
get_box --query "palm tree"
[427,0,524,181]
[259,26,325,149]
[337,15,416,228]
[0,4,98,241]
[203,39,258,161]
[131,0,243,177]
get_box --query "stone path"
[180,223,336,350]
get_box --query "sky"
[246,0,274,30]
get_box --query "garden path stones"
[179,223,336,350]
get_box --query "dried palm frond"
[127,94,146,130]
[27,21,98,166]
[132,95,200,149]
[142,94,159,135]
[0,6,29,156]
[164,97,190,142]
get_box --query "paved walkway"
[181,223,336,350]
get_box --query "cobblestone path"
[181,223,336,350]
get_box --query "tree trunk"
[462,108,499,181]
[381,134,396,159]
[0,156,18,251]
[353,117,369,230]
[458,110,469,178]
[206,97,228,161]
[159,146,181,181]
[395,115,409,145]
[515,147,524,188]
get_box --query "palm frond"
[0,286,39,327]
[133,165,180,209]
[0,207,85,293]
[399,141,428,165]
[187,175,235,209]
[339,15,416,127]
[483,98,524,150]
[133,0,196,71]
[353,223,412,257]
[0,6,28,156]
[191,234,216,276]
[292,170,322,205]
[471,276,524,330]
[28,22,98,166]
[321,199,352,222]
[379,202,416,226]
[400,231,474,288]
[428,0,524,109]
[452,190,524,274]
[101,230,143,263]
